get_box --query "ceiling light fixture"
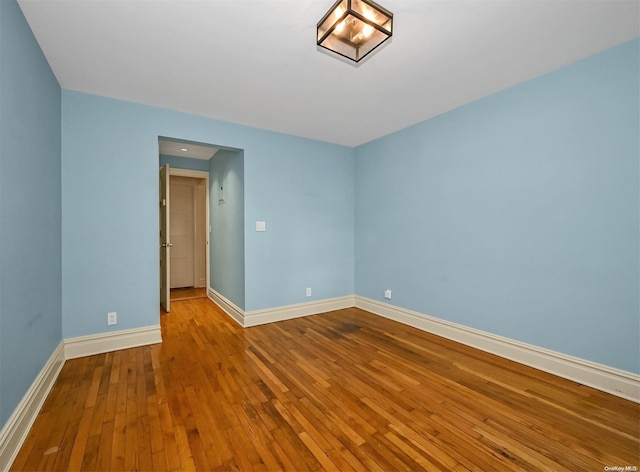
[180,148,189,152]
[317,0,393,63]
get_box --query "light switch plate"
[256,221,266,232]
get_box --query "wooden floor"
[170,287,207,302]
[12,298,639,471]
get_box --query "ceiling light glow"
[317,0,393,63]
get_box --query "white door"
[159,164,171,312]
[170,178,195,288]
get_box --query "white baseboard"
[208,288,245,326]
[64,325,162,359]
[244,295,355,327]
[0,341,65,471]
[207,289,355,328]
[355,296,640,403]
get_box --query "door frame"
[159,164,171,312]
[166,167,211,297]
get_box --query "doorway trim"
[168,167,210,295]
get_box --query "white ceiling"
[17,0,640,148]
[158,138,219,160]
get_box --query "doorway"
[160,166,210,312]
[158,137,245,315]
[170,176,206,290]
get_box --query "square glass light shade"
[317,0,393,63]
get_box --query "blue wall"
[244,136,355,310]
[159,154,210,172]
[61,90,354,336]
[210,150,245,309]
[355,39,639,373]
[0,0,62,427]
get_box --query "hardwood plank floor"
[170,287,207,302]
[12,298,639,471]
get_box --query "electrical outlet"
[384,290,392,300]
[107,312,117,326]
[306,287,312,297]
